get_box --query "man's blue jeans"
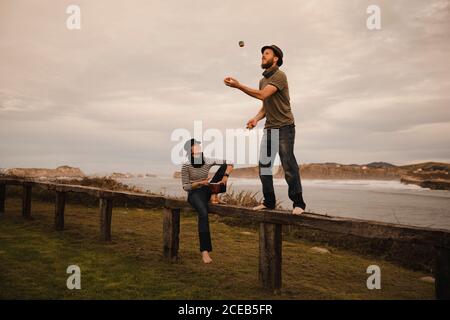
[258,124,306,210]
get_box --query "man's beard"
[261,58,274,69]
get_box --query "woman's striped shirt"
[181,157,233,192]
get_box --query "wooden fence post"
[22,183,32,219]
[259,222,282,294]
[435,245,450,300]
[99,197,113,241]
[0,183,5,215]
[163,207,180,261]
[54,191,66,231]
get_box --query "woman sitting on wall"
[181,138,234,264]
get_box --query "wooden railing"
[1,177,449,299]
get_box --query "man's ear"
[273,56,279,65]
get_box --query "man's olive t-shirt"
[259,65,295,129]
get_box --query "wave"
[228,178,425,190]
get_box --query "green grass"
[0,197,435,299]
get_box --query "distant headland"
[0,165,157,181]
[173,161,450,190]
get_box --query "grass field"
[0,197,435,299]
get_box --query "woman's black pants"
[187,163,227,252]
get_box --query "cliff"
[229,162,403,180]
[275,163,403,180]
[398,162,450,190]
[2,165,85,179]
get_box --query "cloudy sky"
[1,0,449,175]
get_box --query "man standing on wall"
[224,44,306,214]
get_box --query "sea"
[117,176,450,231]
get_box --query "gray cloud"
[1,0,449,174]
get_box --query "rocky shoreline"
[400,175,450,191]
[0,165,85,180]
[173,161,450,190]
[0,165,157,181]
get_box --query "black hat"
[261,45,283,66]
[183,138,201,153]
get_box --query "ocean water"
[117,176,450,231]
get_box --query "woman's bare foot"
[210,193,226,205]
[210,194,219,204]
[201,251,213,264]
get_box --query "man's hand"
[246,118,258,130]
[224,76,240,88]
[224,78,277,100]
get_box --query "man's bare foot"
[252,204,268,211]
[292,207,304,215]
[202,251,212,264]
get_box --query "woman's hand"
[192,178,210,189]
[196,179,209,187]
[219,176,228,185]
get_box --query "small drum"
[208,182,222,194]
